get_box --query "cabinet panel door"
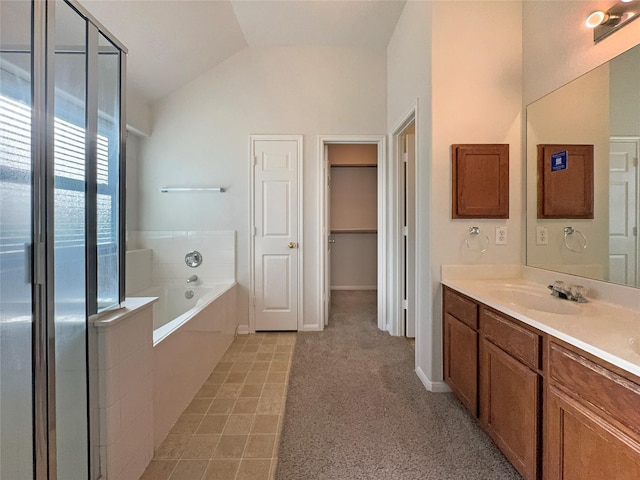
[444,313,478,416]
[545,385,640,480]
[481,340,539,480]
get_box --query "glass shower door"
[0,1,34,479]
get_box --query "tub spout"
[187,274,198,284]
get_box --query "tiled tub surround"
[128,230,236,289]
[94,297,157,480]
[94,282,239,480]
[441,265,640,377]
[141,332,295,480]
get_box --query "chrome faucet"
[548,281,588,303]
[187,274,198,284]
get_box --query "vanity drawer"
[481,308,541,370]
[549,341,640,436]
[444,287,478,329]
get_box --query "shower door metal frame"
[25,1,128,478]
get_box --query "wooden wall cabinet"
[537,144,594,219]
[451,144,509,219]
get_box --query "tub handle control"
[288,242,297,249]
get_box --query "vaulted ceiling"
[81,0,407,103]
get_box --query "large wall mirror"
[526,43,640,288]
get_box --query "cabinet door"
[545,385,640,480]
[481,340,540,480]
[444,313,478,416]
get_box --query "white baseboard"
[331,286,377,291]
[236,324,250,335]
[301,324,322,332]
[415,366,451,393]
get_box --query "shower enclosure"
[0,1,126,478]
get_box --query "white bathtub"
[132,281,238,447]
[134,284,232,343]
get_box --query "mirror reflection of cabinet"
[329,144,377,290]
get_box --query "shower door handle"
[288,242,297,249]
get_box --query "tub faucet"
[187,274,198,284]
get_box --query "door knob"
[328,239,336,244]
[288,242,297,249]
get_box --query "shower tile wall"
[131,231,236,287]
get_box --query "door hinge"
[402,299,408,310]
[403,152,408,163]
[253,155,258,166]
[634,157,638,167]
[253,226,257,236]
[35,241,45,285]
[634,226,638,236]
[402,226,408,236]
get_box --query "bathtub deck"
[140,332,295,480]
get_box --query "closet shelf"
[331,228,377,234]
[330,164,377,168]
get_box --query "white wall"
[138,46,387,331]
[388,1,523,388]
[523,0,640,105]
[125,134,140,238]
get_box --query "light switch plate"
[495,226,508,245]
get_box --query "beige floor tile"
[182,434,220,459]
[255,352,273,362]
[275,344,292,354]
[268,361,289,372]
[216,384,243,398]
[256,397,282,415]
[271,353,290,363]
[237,352,257,362]
[213,435,248,459]
[243,435,276,459]
[250,361,270,372]
[270,459,278,479]
[206,371,229,385]
[203,459,240,480]
[155,434,191,459]
[213,362,233,373]
[265,372,287,384]
[140,459,177,480]
[197,415,228,434]
[196,384,222,398]
[246,335,263,344]
[243,343,260,353]
[185,398,213,415]
[261,336,278,345]
[257,344,276,353]
[233,398,259,414]
[223,414,254,435]
[276,335,295,345]
[236,459,272,480]
[251,415,280,435]
[225,372,248,384]
[245,371,268,384]
[169,459,209,480]
[261,384,285,398]
[170,414,204,434]
[208,398,236,415]
[240,384,263,398]
[230,361,253,373]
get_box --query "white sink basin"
[503,288,581,315]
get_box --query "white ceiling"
[81,0,407,103]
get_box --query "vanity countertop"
[442,277,640,378]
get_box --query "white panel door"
[253,138,299,331]
[609,137,639,286]
[404,133,416,338]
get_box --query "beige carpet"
[276,290,521,479]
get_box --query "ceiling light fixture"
[586,0,640,42]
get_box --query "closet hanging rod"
[160,187,226,193]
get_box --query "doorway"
[319,136,387,332]
[392,110,417,339]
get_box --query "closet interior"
[328,144,378,290]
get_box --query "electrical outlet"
[495,226,508,245]
[536,226,548,245]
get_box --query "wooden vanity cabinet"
[545,340,640,480]
[480,307,542,480]
[443,287,479,417]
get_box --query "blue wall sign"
[551,151,568,172]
